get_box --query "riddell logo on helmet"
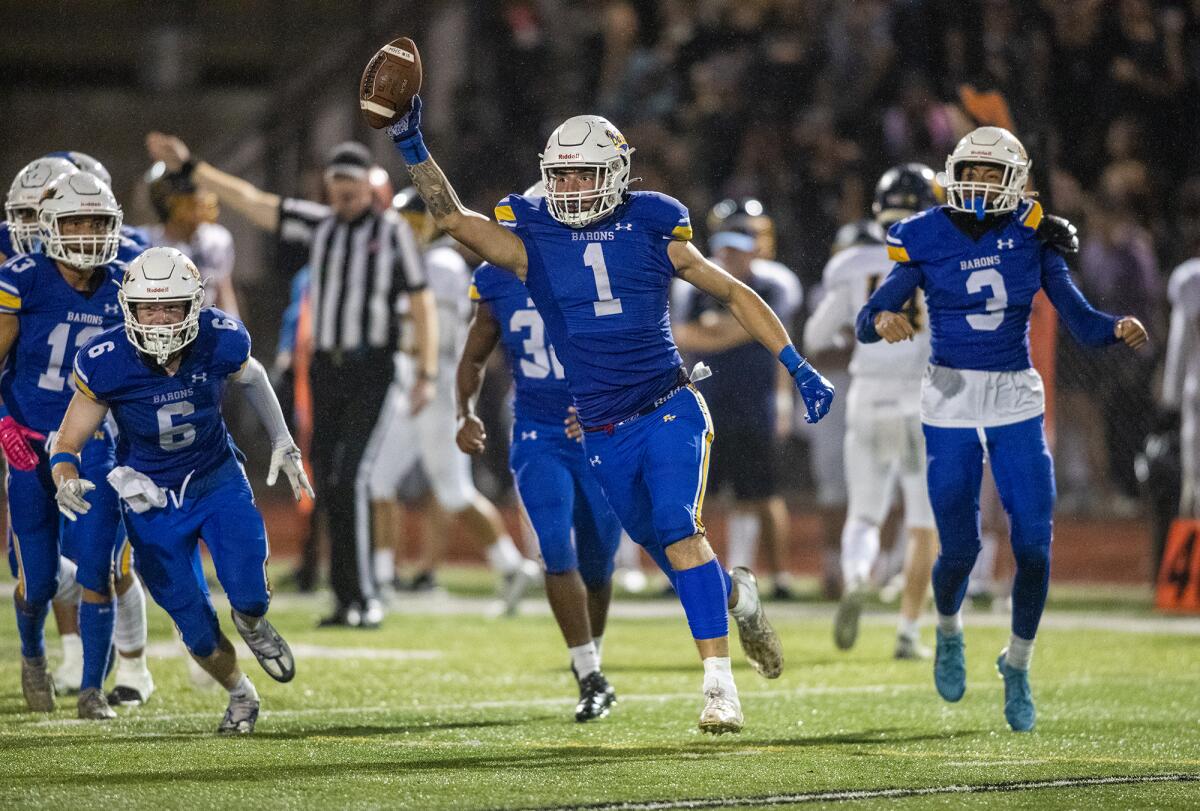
[558,153,580,159]
[146,287,170,293]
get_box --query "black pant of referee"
[309,348,395,624]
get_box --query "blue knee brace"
[672,558,729,640]
[173,598,221,658]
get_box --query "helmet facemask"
[944,157,1028,218]
[119,288,204,366]
[4,205,40,255]
[41,211,123,268]
[540,157,630,228]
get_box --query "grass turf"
[0,576,1197,810]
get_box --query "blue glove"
[779,345,835,424]
[385,95,429,164]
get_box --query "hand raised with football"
[359,37,422,129]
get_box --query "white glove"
[55,477,96,522]
[268,443,315,501]
[106,466,168,513]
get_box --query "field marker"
[522,773,1200,810]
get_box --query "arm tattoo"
[407,158,462,220]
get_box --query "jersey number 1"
[584,243,622,317]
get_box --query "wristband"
[777,344,804,376]
[392,133,430,165]
[49,451,80,469]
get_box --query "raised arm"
[146,132,281,232]
[455,301,502,454]
[669,239,834,423]
[383,99,528,278]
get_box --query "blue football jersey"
[0,222,15,260]
[470,262,572,425]
[495,191,692,425]
[72,308,250,488]
[859,201,1118,371]
[0,253,125,432]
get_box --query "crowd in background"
[407,0,1199,520]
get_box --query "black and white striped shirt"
[278,198,426,353]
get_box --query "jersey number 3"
[584,243,622,317]
[965,269,1007,331]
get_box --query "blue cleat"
[934,629,966,702]
[996,651,1036,732]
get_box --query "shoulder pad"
[72,326,127,401]
[494,194,541,229]
[204,308,252,372]
[470,263,500,302]
[1017,199,1044,233]
[629,191,692,241]
[0,253,46,312]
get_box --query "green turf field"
[1,574,1198,810]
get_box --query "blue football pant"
[511,420,622,589]
[924,415,1054,640]
[122,461,270,658]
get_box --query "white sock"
[116,652,150,679]
[840,517,880,592]
[725,512,760,571]
[228,674,258,701]
[937,612,963,636]
[729,573,758,620]
[60,632,82,665]
[568,642,600,678]
[593,634,604,658]
[54,556,81,604]
[374,548,395,584]
[115,577,148,653]
[898,617,920,638]
[486,536,522,574]
[702,656,737,697]
[1005,634,1035,671]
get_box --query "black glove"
[1037,213,1079,255]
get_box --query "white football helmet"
[539,115,633,227]
[942,126,1030,216]
[38,172,123,268]
[119,247,205,365]
[46,151,112,188]
[5,157,78,255]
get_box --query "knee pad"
[1011,542,1051,575]
[23,570,59,607]
[173,599,220,658]
[53,556,82,605]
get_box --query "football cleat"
[232,610,296,683]
[894,631,932,661]
[360,599,384,629]
[77,687,116,720]
[698,687,743,734]
[318,604,361,628]
[108,658,155,706]
[21,656,57,712]
[934,629,967,702]
[574,670,617,722]
[218,694,260,735]
[500,559,542,617]
[833,588,865,651]
[729,567,783,679]
[997,651,1036,732]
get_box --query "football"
[359,37,422,129]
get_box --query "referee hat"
[325,141,372,180]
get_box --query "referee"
[146,133,438,629]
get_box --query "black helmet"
[872,163,940,226]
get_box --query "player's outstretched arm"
[669,240,834,423]
[231,357,315,500]
[146,132,282,232]
[1040,250,1149,349]
[455,302,502,454]
[856,264,923,344]
[49,392,111,521]
[383,98,528,278]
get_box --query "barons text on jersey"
[494,191,693,426]
[72,308,251,488]
[0,252,125,432]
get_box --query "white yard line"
[523,773,1200,810]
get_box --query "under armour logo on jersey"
[997,238,1015,250]
[521,430,538,441]
[589,455,601,466]
[662,414,676,423]
[104,303,120,314]
[614,223,633,231]
[190,372,208,384]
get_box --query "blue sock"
[14,594,49,658]
[931,554,976,619]
[79,601,115,691]
[673,558,729,640]
[1010,544,1051,639]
